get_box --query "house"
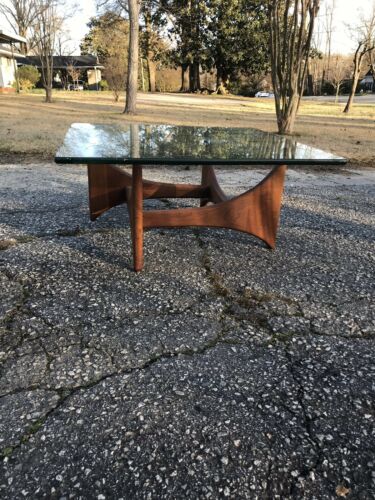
[0,30,27,93]
[360,69,374,92]
[20,55,104,90]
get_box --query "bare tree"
[31,0,62,102]
[66,62,81,86]
[106,55,128,101]
[56,34,74,56]
[0,0,42,53]
[344,6,375,113]
[322,0,335,83]
[269,0,321,135]
[329,55,351,102]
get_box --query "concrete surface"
[0,163,374,499]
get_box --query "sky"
[59,0,375,55]
[316,0,375,54]
[66,1,97,52]
[1,0,374,55]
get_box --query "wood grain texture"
[87,164,209,221]
[131,166,144,272]
[87,164,127,221]
[87,163,287,270]
[144,165,287,249]
[200,165,228,206]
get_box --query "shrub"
[99,79,109,91]
[18,65,41,87]
[19,78,34,91]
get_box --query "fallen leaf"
[336,485,351,497]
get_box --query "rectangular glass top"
[55,123,347,166]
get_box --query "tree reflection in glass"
[56,123,345,165]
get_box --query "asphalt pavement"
[0,163,374,499]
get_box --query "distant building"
[20,55,104,90]
[360,69,374,92]
[0,30,26,93]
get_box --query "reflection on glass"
[55,123,346,165]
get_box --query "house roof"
[360,69,374,82]
[0,30,27,44]
[0,44,26,59]
[21,55,104,69]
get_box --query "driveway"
[303,94,375,104]
[0,163,374,499]
[137,91,375,106]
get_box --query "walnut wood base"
[87,164,287,271]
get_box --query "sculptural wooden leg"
[131,166,144,272]
[200,165,228,206]
[87,164,128,221]
[87,163,287,271]
[144,165,287,249]
[87,164,209,220]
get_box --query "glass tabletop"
[55,123,347,166]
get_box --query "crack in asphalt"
[0,204,85,215]
[284,348,324,497]
[0,327,242,458]
[0,227,126,252]
[1,272,31,354]
[0,219,242,458]
[191,228,337,497]
[1,196,373,490]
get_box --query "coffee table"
[55,123,347,271]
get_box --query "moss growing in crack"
[210,272,231,298]
[195,237,231,299]
[27,419,44,435]
[2,283,31,333]
[56,227,82,237]
[269,331,298,345]
[18,419,45,445]
[1,446,14,458]
[241,288,296,306]
[16,236,35,244]
[0,414,58,459]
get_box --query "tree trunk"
[180,63,189,92]
[189,60,200,92]
[343,71,360,113]
[144,8,156,92]
[307,74,314,96]
[276,98,299,135]
[147,59,156,92]
[335,83,340,103]
[216,69,230,95]
[45,86,52,103]
[125,0,140,115]
[306,57,314,96]
[320,69,326,95]
[18,27,28,55]
[41,54,53,103]
[20,41,28,55]
[344,49,362,114]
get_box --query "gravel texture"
[0,163,374,499]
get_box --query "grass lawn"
[1,90,374,166]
